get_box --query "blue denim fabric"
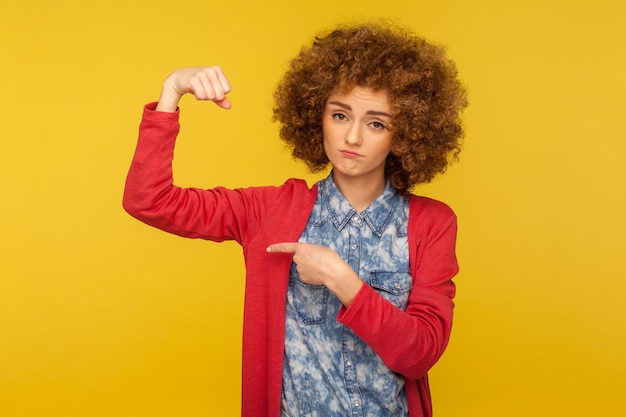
[281,174,410,417]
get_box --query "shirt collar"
[319,173,402,237]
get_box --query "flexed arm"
[123,67,273,245]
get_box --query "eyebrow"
[327,101,392,118]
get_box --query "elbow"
[122,195,143,221]
[388,321,451,380]
[122,169,161,220]
[388,348,439,380]
[122,193,139,217]
[122,181,150,220]
[122,193,159,226]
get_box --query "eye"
[370,121,387,130]
[332,113,348,121]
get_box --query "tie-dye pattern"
[281,174,410,417]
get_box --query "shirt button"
[350,243,357,250]
[354,400,361,407]
[346,360,353,366]
[395,283,401,289]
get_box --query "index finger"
[266,242,299,254]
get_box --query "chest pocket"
[369,271,413,311]
[289,264,330,325]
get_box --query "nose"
[345,123,362,146]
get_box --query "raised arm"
[123,67,272,245]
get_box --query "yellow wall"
[1,0,624,415]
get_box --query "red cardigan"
[123,103,459,417]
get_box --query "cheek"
[322,123,338,151]
[322,139,330,158]
[376,137,393,158]
[321,125,329,146]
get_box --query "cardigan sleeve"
[122,103,282,246]
[337,198,458,380]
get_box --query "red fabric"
[123,103,459,417]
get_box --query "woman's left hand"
[267,242,363,307]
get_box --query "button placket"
[346,214,361,274]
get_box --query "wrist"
[156,73,186,112]
[327,266,362,307]
[156,88,182,113]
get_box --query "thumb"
[266,242,299,254]
[214,97,232,109]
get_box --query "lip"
[340,150,362,158]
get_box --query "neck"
[332,171,387,213]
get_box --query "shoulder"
[254,178,317,201]
[406,195,457,243]
[282,178,318,195]
[235,178,315,194]
[406,195,458,264]
[236,178,317,211]
[408,195,456,219]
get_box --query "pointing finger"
[266,242,299,254]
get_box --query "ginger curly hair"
[273,22,468,196]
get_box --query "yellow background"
[1,0,625,415]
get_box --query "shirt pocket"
[369,270,413,310]
[289,266,330,325]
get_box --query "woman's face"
[322,86,393,187]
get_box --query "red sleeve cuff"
[336,283,374,324]
[143,102,180,119]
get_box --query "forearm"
[337,283,454,379]
[122,104,182,228]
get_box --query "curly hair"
[273,22,468,196]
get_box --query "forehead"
[326,85,391,109]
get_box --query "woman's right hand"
[156,66,232,112]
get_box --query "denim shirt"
[281,174,411,417]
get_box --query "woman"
[124,22,467,417]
